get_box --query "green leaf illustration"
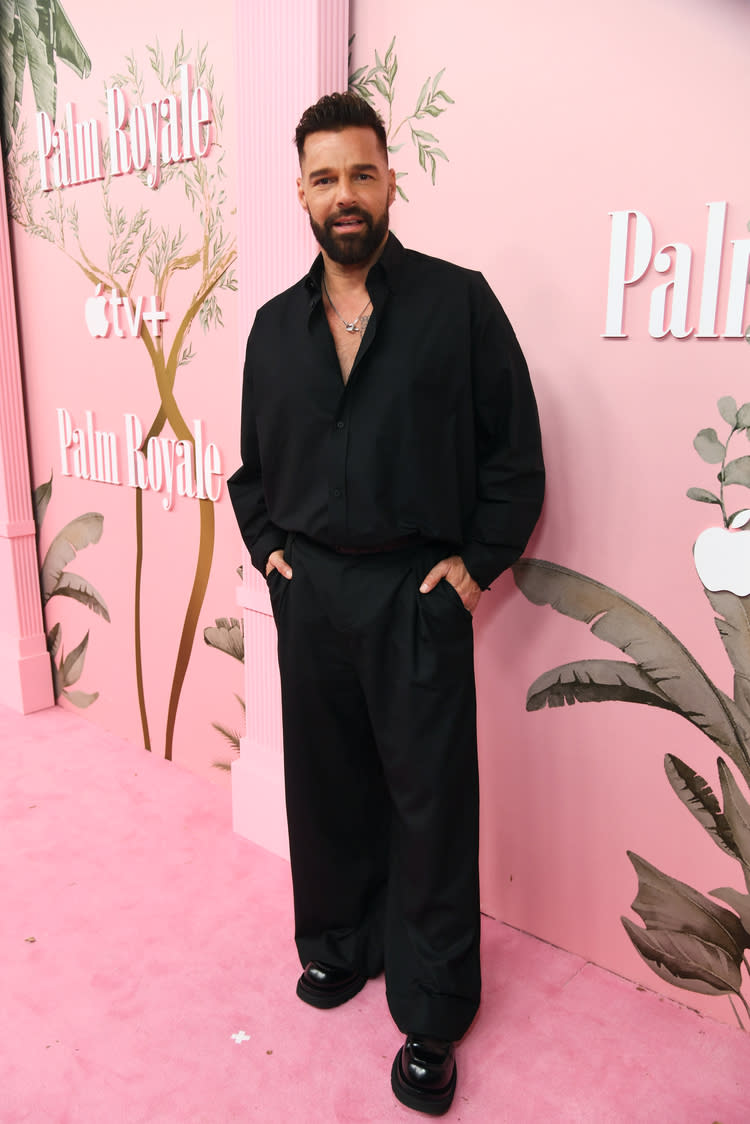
[48,570,110,621]
[738,403,750,429]
[622,916,743,997]
[718,397,738,427]
[415,77,430,114]
[627,851,748,956]
[526,659,681,713]
[694,428,726,464]
[349,37,453,196]
[513,559,750,782]
[40,513,103,601]
[664,754,738,859]
[374,73,389,99]
[705,589,750,716]
[686,487,721,505]
[722,456,750,487]
[59,630,89,688]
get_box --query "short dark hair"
[295,91,388,161]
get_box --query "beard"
[308,206,389,265]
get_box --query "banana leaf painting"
[513,396,750,1028]
[33,472,109,707]
[0,0,91,156]
[204,614,244,770]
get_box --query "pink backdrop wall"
[5,0,750,1031]
[349,0,750,1026]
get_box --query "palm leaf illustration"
[32,473,52,529]
[627,852,749,955]
[513,559,750,783]
[0,0,91,155]
[203,616,243,661]
[34,477,108,709]
[663,754,738,860]
[59,629,89,687]
[527,659,682,713]
[711,886,750,935]
[705,589,750,717]
[622,918,744,999]
[622,852,750,1016]
[40,512,103,599]
[61,688,98,707]
[717,758,750,878]
[49,570,110,620]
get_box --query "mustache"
[325,208,372,232]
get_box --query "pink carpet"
[2,702,748,1123]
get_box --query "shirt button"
[336,420,344,429]
[333,489,342,498]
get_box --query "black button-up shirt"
[228,234,544,589]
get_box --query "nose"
[334,177,356,208]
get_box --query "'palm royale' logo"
[604,201,750,339]
[37,64,211,192]
[56,408,223,512]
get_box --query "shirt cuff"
[460,542,525,590]
[250,528,287,577]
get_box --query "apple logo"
[85,283,110,338]
[693,509,750,595]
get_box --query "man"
[228,91,544,1116]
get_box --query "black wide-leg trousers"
[267,533,481,1042]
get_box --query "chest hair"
[324,305,371,385]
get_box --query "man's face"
[297,126,396,266]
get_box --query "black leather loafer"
[296,961,367,1009]
[391,1034,456,1116]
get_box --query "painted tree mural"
[5,34,236,759]
[349,35,453,201]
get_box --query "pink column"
[0,150,54,714]
[232,0,348,856]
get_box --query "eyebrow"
[307,163,380,178]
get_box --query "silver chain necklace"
[322,275,372,333]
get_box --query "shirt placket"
[326,275,386,544]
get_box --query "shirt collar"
[304,231,405,301]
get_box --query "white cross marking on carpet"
[231,1030,251,1044]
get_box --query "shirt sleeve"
[226,319,286,575]
[460,273,545,589]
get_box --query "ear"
[387,167,397,207]
[296,177,309,213]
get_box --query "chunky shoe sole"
[296,969,367,1009]
[390,1049,457,1116]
